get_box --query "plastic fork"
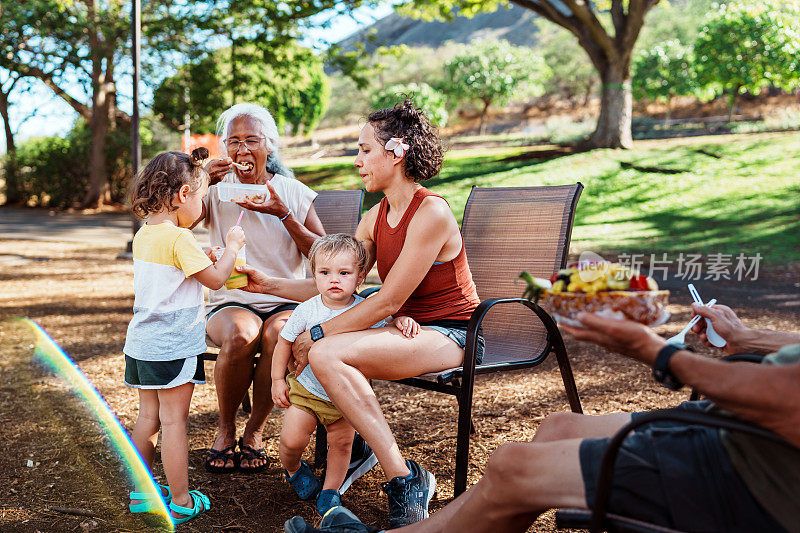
[687,284,727,347]
[666,298,717,345]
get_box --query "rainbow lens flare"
[14,317,174,530]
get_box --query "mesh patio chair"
[312,189,365,236]
[334,184,585,495]
[201,189,365,412]
[554,408,793,533]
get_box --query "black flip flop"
[204,444,238,473]
[237,437,270,474]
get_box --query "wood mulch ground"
[1,240,798,532]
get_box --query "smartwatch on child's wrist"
[310,324,324,342]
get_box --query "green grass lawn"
[294,131,800,264]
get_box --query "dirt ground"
[1,240,798,532]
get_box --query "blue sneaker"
[285,460,322,500]
[284,506,381,533]
[316,489,342,516]
[381,460,436,529]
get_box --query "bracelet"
[279,209,292,222]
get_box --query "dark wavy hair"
[131,147,209,218]
[367,97,445,182]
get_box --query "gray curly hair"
[216,103,294,178]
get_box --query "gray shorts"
[579,401,787,532]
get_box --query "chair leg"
[553,344,582,414]
[314,423,328,469]
[454,391,473,497]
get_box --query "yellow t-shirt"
[123,222,212,361]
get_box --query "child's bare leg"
[321,418,355,491]
[279,406,317,475]
[130,389,161,503]
[132,389,160,468]
[157,383,194,516]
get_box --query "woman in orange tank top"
[239,99,483,527]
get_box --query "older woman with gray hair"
[192,103,324,473]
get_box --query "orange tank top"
[374,187,481,322]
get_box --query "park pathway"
[0,207,210,248]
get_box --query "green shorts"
[287,373,342,426]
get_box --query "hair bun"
[397,98,422,122]
[190,147,209,166]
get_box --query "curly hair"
[309,233,368,276]
[367,97,445,182]
[131,147,209,219]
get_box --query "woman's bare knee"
[221,325,259,361]
[308,340,345,380]
[261,319,285,350]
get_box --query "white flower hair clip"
[385,137,410,157]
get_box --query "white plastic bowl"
[215,182,269,204]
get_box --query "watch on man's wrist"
[653,343,694,390]
[310,324,324,342]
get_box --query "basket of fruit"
[519,262,670,326]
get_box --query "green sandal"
[169,490,211,525]
[129,483,171,513]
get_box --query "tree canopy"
[153,42,330,136]
[693,1,800,120]
[401,0,663,148]
[441,39,549,133]
[0,0,365,207]
[632,40,700,106]
[372,82,449,127]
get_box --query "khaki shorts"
[287,373,342,426]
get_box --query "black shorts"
[206,302,298,323]
[579,401,787,532]
[124,355,205,389]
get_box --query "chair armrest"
[589,409,791,533]
[461,297,562,380]
[723,353,765,364]
[359,286,381,298]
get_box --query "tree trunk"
[83,105,109,208]
[81,1,110,209]
[589,65,633,149]
[0,91,15,155]
[665,96,672,127]
[479,99,491,136]
[727,89,738,123]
